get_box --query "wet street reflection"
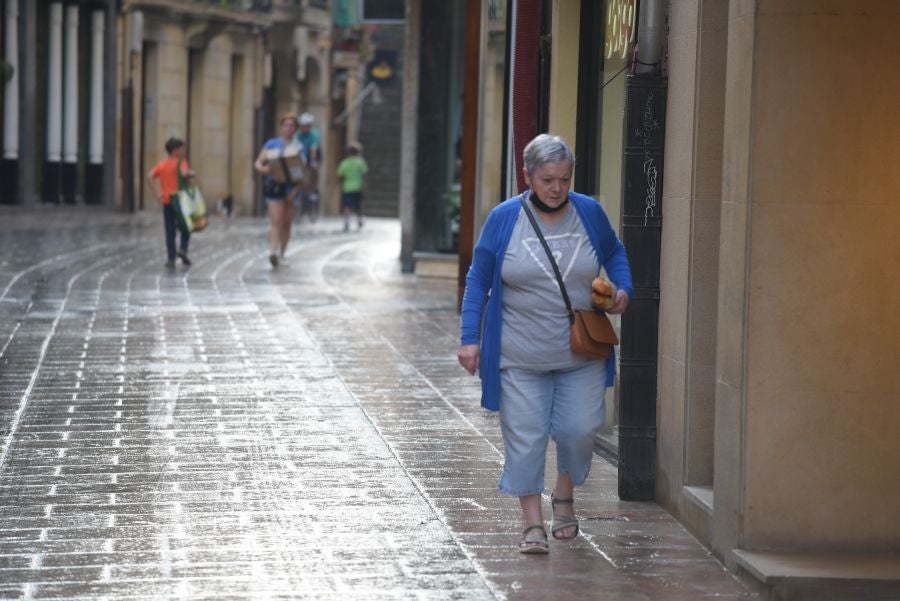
[0,213,759,599]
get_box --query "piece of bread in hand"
[591,277,618,310]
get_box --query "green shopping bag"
[173,159,208,233]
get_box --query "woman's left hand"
[457,344,480,375]
[605,290,630,315]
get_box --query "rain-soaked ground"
[0,209,760,600]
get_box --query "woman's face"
[280,120,298,139]
[523,161,572,208]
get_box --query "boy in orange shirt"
[148,138,193,268]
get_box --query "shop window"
[576,0,637,458]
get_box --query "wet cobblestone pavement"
[0,210,760,600]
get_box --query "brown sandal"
[518,524,550,554]
[550,493,579,541]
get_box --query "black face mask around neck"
[529,191,569,213]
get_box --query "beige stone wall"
[189,36,226,208]
[711,0,756,565]
[741,0,900,551]
[657,0,697,520]
[656,0,728,547]
[229,38,258,216]
[187,34,258,216]
[140,21,189,209]
[131,15,264,216]
[659,0,900,562]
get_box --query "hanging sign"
[367,50,397,85]
[605,0,637,60]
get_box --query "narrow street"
[0,211,759,600]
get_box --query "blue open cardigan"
[460,192,634,412]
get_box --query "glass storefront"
[474,0,510,234]
[579,0,638,455]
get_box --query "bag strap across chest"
[519,194,575,325]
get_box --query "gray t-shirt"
[500,205,600,370]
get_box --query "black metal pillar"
[618,74,666,501]
[17,0,36,206]
[101,0,116,208]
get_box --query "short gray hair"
[523,134,575,174]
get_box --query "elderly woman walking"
[458,134,633,553]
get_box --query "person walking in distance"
[457,134,633,554]
[336,142,368,232]
[295,112,321,222]
[148,137,193,269]
[254,113,304,267]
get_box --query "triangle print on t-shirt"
[521,232,588,291]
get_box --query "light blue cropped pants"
[497,361,607,497]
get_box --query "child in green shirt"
[336,142,368,232]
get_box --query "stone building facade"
[119,0,334,217]
[2,0,379,218]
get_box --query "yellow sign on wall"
[605,0,637,60]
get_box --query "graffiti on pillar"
[636,89,659,226]
[604,0,636,60]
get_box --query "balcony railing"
[190,0,274,12]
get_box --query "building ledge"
[413,252,457,279]
[733,549,900,601]
[683,485,713,514]
[128,0,273,28]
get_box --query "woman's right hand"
[457,344,480,375]
[256,163,271,175]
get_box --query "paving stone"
[0,211,759,599]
